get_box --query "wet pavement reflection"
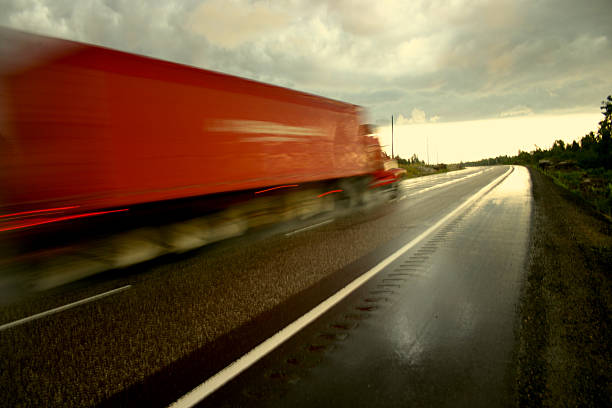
[202,166,532,408]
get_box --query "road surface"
[0,165,531,407]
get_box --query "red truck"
[0,28,402,290]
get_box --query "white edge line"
[403,168,487,197]
[0,285,132,331]
[169,166,513,408]
[284,219,334,237]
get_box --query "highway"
[0,165,531,407]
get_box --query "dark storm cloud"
[427,0,612,120]
[0,0,230,74]
[1,0,611,122]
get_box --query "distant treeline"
[466,95,612,169]
[466,95,612,215]
[393,154,424,165]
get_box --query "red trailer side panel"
[0,28,379,215]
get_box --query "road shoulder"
[517,167,611,406]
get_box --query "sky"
[1,0,611,163]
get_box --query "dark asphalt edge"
[98,167,512,408]
[514,168,547,407]
[515,167,611,407]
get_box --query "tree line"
[466,95,612,169]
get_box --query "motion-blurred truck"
[0,28,403,291]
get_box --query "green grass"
[539,166,612,217]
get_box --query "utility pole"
[426,135,429,165]
[391,115,394,159]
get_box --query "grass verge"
[516,167,611,407]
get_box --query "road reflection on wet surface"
[200,166,532,408]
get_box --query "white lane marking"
[402,167,494,198]
[0,285,132,331]
[284,219,334,237]
[400,166,485,187]
[169,166,513,408]
[401,168,473,187]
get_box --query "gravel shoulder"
[517,167,611,406]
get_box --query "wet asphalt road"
[201,166,531,408]
[0,165,529,407]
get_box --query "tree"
[597,95,611,168]
[409,154,423,164]
[552,139,565,152]
[580,131,597,150]
[395,155,409,165]
[570,141,580,152]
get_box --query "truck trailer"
[0,28,401,292]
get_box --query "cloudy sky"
[2,0,611,162]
